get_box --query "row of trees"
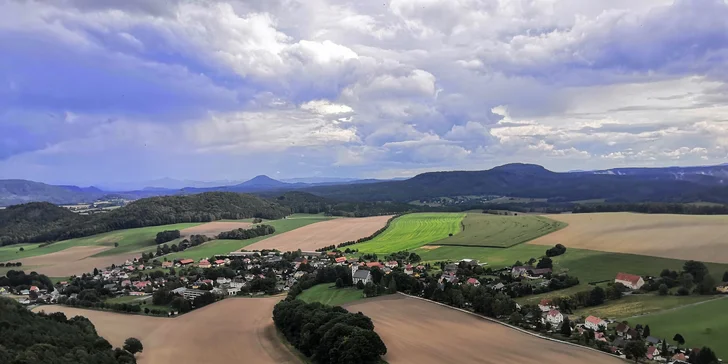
[155,230,180,244]
[573,202,728,215]
[0,261,22,267]
[273,300,387,364]
[0,270,54,292]
[545,243,567,257]
[217,224,276,240]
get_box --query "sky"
[2,0,728,186]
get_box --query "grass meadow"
[633,297,728,359]
[431,213,566,248]
[352,213,465,254]
[297,283,365,306]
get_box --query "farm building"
[352,266,372,285]
[614,272,645,290]
[584,316,607,331]
[198,260,212,269]
[179,259,194,266]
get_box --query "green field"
[418,244,728,304]
[0,223,203,262]
[105,295,150,304]
[432,213,566,248]
[352,213,465,254]
[571,294,717,319]
[633,297,728,359]
[159,215,332,261]
[297,283,365,306]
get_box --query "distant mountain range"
[4,163,728,206]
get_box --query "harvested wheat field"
[18,246,141,277]
[245,215,392,252]
[530,212,728,263]
[180,221,252,237]
[345,295,621,364]
[34,297,299,364]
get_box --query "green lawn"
[431,213,566,248]
[633,297,728,359]
[571,294,717,319]
[352,213,465,254]
[159,215,333,261]
[105,295,150,304]
[297,283,365,306]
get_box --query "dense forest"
[273,300,387,364]
[0,192,290,246]
[0,298,137,364]
[573,202,728,215]
[217,224,276,240]
[271,191,417,216]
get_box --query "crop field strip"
[351,213,465,254]
[430,213,567,248]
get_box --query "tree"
[683,261,709,283]
[335,277,344,288]
[537,257,553,269]
[356,280,365,289]
[642,325,650,338]
[658,284,669,296]
[695,274,716,295]
[695,346,719,364]
[676,287,690,296]
[508,312,523,325]
[560,316,572,337]
[114,242,119,247]
[587,286,606,306]
[386,278,398,294]
[673,333,685,347]
[680,273,695,289]
[661,339,668,356]
[723,271,728,283]
[93,268,99,276]
[625,340,647,363]
[123,337,143,354]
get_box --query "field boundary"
[395,292,625,362]
[422,243,509,249]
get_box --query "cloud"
[1,0,728,184]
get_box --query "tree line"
[273,300,387,364]
[573,202,728,215]
[0,297,139,364]
[217,224,276,240]
[155,230,180,244]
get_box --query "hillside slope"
[0,179,105,206]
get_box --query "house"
[133,281,150,290]
[180,288,207,300]
[672,353,687,362]
[538,299,555,312]
[646,336,661,345]
[615,322,630,336]
[466,278,481,287]
[364,261,383,269]
[647,346,661,361]
[198,260,212,269]
[293,271,307,279]
[511,266,530,278]
[528,268,552,277]
[404,264,414,275]
[615,272,645,290]
[136,265,145,271]
[626,329,640,340]
[179,259,194,266]
[29,286,39,292]
[352,266,372,285]
[594,332,608,342]
[546,309,564,327]
[226,286,242,296]
[584,316,607,331]
[385,261,399,269]
[121,280,132,287]
[162,261,173,268]
[335,257,347,264]
[460,258,479,266]
[492,282,505,291]
[216,277,231,285]
[230,278,246,288]
[716,283,728,293]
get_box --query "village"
[2,247,725,364]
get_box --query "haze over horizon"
[2,0,728,186]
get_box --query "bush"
[676,287,690,296]
[155,230,180,244]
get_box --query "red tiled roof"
[335,257,347,263]
[365,262,382,268]
[179,259,194,264]
[539,299,553,306]
[615,272,642,285]
[467,278,479,284]
[586,315,605,325]
[547,309,561,317]
[214,260,225,264]
[647,347,658,355]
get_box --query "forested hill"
[269,191,418,217]
[0,192,290,246]
[0,179,106,206]
[0,298,137,364]
[303,163,723,203]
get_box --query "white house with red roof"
[647,346,662,361]
[162,261,173,268]
[466,278,481,287]
[385,261,399,269]
[404,264,414,275]
[334,257,347,265]
[584,315,607,331]
[538,298,556,312]
[214,259,225,266]
[614,272,645,290]
[198,260,211,269]
[545,309,563,327]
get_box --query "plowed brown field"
[18,246,142,277]
[529,212,728,263]
[34,297,299,364]
[245,216,391,251]
[345,295,622,364]
[180,222,252,237]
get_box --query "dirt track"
[345,295,623,364]
[17,246,142,277]
[34,297,299,364]
[180,222,252,237]
[245,216,391,252]
[530,212,728,263]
